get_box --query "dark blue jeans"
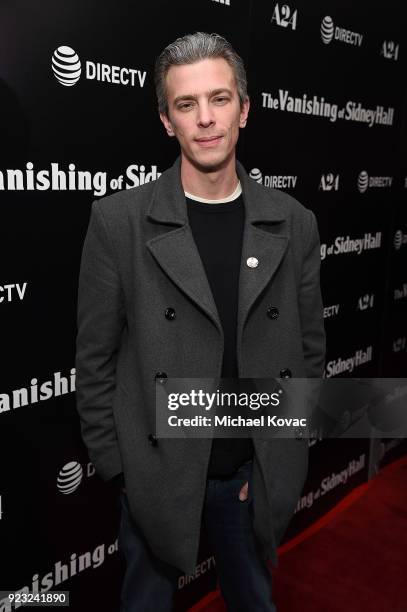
[118,460,277,611]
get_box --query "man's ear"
[239,96,250,128]
[159,112,175,137]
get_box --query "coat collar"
[145,155,289,360]
[146,155,287,225]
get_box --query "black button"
[267,306,279,320]
[155,371,167,383]
[165,307,176,321]
[279,368,292,378]
[148,433,158,446]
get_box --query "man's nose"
[197,102,215,127]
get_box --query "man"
[76,32,325,611]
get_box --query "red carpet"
[190,456,407,612]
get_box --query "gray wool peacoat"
[75,155,326,575]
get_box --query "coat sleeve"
[75,200,126,481]
[298,210,326,379]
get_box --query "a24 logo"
[271,4,298,30]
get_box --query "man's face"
[160,57,250,171]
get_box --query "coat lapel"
[235,160,288,340]
[146,158,222,333]
[145,156,288,342]
[146,225,222,332]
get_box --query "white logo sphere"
[358,171,369,193]
[57,461,83,494]
[321,16,334,44]
[249,168,263,184]
[394,230,402,250]
[52,46,81,86]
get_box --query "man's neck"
[180,153,239,200]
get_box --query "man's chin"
[188,151,232,173]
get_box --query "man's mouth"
[195,136,223,147]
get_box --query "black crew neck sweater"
[186,193,254,478]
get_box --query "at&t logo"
[51,45,147,88]
[57,462,83,494]
[321,16,334,44]
[358,171,393,193]
[358,171,369,193]
[57,461,95,494]
[320,16,363,47]
[319,173,339,191]
[394,230,407,250]
[271,4,298,30]
[250,168,262,184]
[52,46,81,86]
[249,168,297,189]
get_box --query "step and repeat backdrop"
[1,1,406,610]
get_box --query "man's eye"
[179,102,193,110]
[214,97,228,103]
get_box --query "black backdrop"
[1,1,406,610]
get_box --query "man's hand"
[239,480,249,501]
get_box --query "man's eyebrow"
[173,88,233,105]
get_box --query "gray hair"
[154,31,248,116]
